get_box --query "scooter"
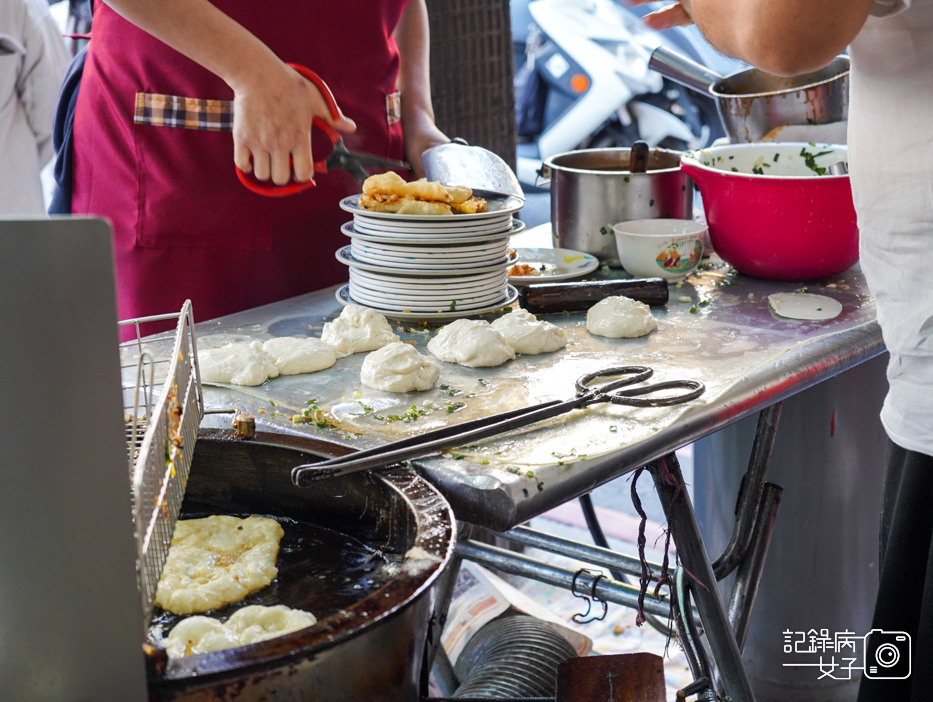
[513,0,744,186]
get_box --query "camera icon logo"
[863,629,911,680]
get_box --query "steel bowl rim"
[543,146,687,176]
[710,55,850,101]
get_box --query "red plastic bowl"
[680,143,857,280]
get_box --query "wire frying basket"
[120,301,203,629]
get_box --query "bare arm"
[102,0,355,184]
[394,0,449,178]
[635,0,875,76]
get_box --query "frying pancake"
[154,515,284,615]
[164,604,317,658]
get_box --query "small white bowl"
[613,219,707,281]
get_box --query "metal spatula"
[423,140,525,199]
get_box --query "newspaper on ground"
[441,560,593,665]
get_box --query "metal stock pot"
[539,147,695,266]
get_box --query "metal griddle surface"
[128,259,881,530]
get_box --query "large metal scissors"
[235,64,410,197]
[291,366,704,487]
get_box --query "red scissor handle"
[235,63,342,197]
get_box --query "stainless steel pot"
[539,147,694,267]
[649,46,849,143]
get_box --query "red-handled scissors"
[235,64,410,197]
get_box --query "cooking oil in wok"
[148,515,402,641]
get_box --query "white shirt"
[848,0,933,454]
[0,0,69,215]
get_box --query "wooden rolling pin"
[518,278,669,313]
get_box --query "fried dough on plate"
[451,196,487,214]
[363,171,450,202]
[396,199,453,216]
[360,171,484,215]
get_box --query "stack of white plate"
[335,193,524,319]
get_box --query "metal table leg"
[650,452,756,702]
[727,482,782,652]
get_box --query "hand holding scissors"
[235,64,409,197]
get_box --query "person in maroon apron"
[70,0,447,333]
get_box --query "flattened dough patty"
[164,604,317,658]
[154,515,284,615]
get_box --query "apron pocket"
[131,100,273,252]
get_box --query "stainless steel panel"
[0,217,147,701]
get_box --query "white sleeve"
[18,0,71,165]
[870,0,912,17]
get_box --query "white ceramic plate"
[350,246,510,265]
[337,284,520,321]
[352,216,514,236]
[507,247,601,285]
[350,256,510,271]
[341,221,523,245]
[337,246,515,276]
[341,194,523,221]
[350,241,509,263]
[347,238,512,258]
[347,296,504,314]
[346,292,505,313]
[349,272,506,295]
[348,251,510,269]
[349,285,507,310]
[350,277,507,300]
[350,267,506,288]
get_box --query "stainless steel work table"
[192,263,880,528]
[180,258,880,702]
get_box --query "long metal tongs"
[291,366,704,487]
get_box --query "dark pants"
[857,439,933,701]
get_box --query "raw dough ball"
[491,308,567,354]
[262,337,337,375]
[154,515,285,615]
[360,341,440,393]
[586,296,658,338]
[198,341,279,386]
[321,304,400,356]
[768,292,842,321]
[427,319,515,368]
[164,605,317,658]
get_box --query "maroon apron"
[72,0,408,330]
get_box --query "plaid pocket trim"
[386,91,401,127]
[135,90,403,131]
[134,92,234,132]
